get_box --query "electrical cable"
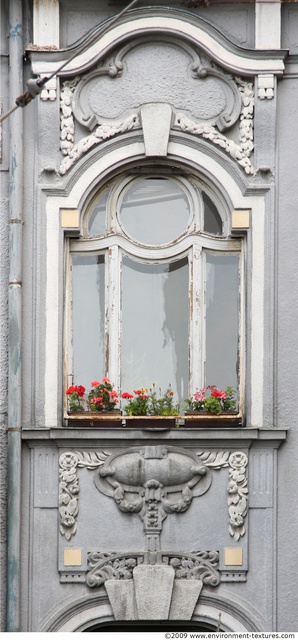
[0,0,139,123]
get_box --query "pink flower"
[109,390,118,398]
[91,380,100,387]
[102,377,110,383]
[194,390,205,401]
[90,397,103,404]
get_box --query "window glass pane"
[120,178,190,245]
[205,253,239,391]
[72,255,105,389]
[203,191,222,235]
[122,255,189,405]
[88,191,108,236]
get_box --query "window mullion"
[190,242,203,395]
[65,240,73,412]
[106,244,121,391]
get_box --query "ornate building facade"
[0,0,297,632]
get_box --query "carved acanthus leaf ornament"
[59,112,140,175]
[86,549,220,587]
[59,450,110,540]
[86,551,139,587]
[197,450,248,540]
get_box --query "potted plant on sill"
[65,380,242,428]
[66,378,121,427]
[121,384,180,429]
[184,385,242,426]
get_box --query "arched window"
[67,171,242,407]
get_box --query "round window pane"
[120,178,190,245]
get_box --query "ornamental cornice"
[28,8,287,78]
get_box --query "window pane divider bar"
[106,244,121,390]
[190,243,203,394]
[70,235,241,257]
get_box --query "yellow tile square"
[64,548,82,566]
[224,548,243,566]
[61,209,80,229]
[231,209,250,230]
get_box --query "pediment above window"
[28,8,286,176]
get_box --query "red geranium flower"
[66,385,85,396]
[76,385,86,397]
[211,388,227,399]
[66,385,75,395]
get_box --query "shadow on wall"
[83,620,217,632]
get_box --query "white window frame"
[66,171,244,409]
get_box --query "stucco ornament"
[59,448,248,542]
[94,445,212,551]
[59,452,80,540]
[60,77,80,158]
[227,451,248,540]
[59,450,111,540]
[59,112,140,175]
[174,78,254,175]
[58,40,253,175]
[71,43,241,131]
[197,450,248,540]
[167,550,219,584]
[86,552,139,587]
[86,549,220,588]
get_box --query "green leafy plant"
[122,384,179,416]
[185,385,237,415]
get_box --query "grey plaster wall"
[275,72,298,631]
[0,180,8,629]
[281,4,298,53]
[0,5,9,626]
[59,0,254,48]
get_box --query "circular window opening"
[119,177,190,245]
